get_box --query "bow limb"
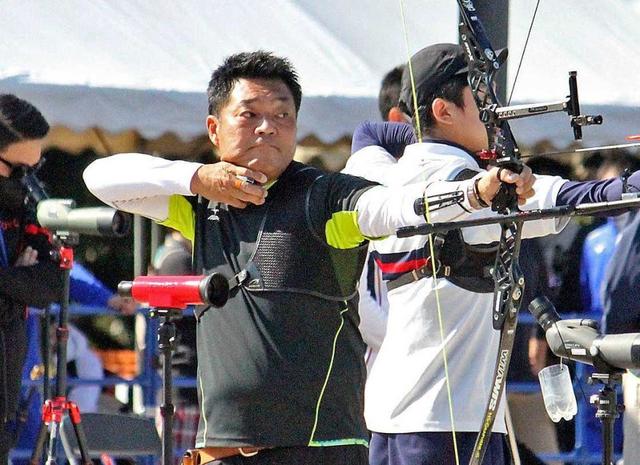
[469,221,525,465]
[398,1,461,464]
[456,0,534,463]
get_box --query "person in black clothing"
[0,94,63,463]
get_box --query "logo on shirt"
[207,207,220,221]
[207,201,220,221]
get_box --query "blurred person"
[576,154,638,461]
[524,157,580,461]
[602,208,640,465]
[580,154,639,322]
[357,64,405,372]
[525,157,580,306]
[151,229,192,276]
[0,94,63,464]
[84,50,532,465]
[378,65,406,124]
[506,239,562,465]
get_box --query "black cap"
[399,43,468,116]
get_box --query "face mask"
[0,170,28,213]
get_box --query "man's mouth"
[251,142,279,152]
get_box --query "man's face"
[0,139,43,178]
[207,78,297,182]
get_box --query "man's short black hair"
[0,94,49,151]
[399,74,468,133]
[207,51,302,116]
[378,65,404,121]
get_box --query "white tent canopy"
[1,0,638,147]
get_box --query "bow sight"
[492,71,603,141]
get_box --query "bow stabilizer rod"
[397,197,640,238]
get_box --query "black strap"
[387,261,450,291]
[194,268,252,320]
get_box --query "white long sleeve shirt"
[345,141,567,434]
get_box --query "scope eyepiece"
[528,295,560,331]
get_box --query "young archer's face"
[453,87,490,154]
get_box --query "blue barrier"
[12,305,623,465]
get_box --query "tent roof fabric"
[1,0,639,146]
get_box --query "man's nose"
[255,117,276,135]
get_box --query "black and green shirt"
[161,161,376,448]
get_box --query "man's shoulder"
[284,160,324,180]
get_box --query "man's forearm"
[83,153,201,221]
[355,180,478,238]
[556,171,640,206]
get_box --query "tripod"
[588,371,624,465]
[149,307,183,465]
[30,234,91,465]
[116,273,229,465]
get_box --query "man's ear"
[431,98,454,127]
[206,115,219,147]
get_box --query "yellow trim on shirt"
[159,194,196,243]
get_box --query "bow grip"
[491,158,524,214]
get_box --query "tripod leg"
[29,420,49,465]
[602,418,614,465]
[45,421,60,465]
[158,317,176,465]
[68,402,92,465]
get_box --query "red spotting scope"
[117,273,229,309]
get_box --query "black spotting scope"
[529,295,640,371]
[36,199,132,237]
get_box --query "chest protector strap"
[387,167,497,293]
